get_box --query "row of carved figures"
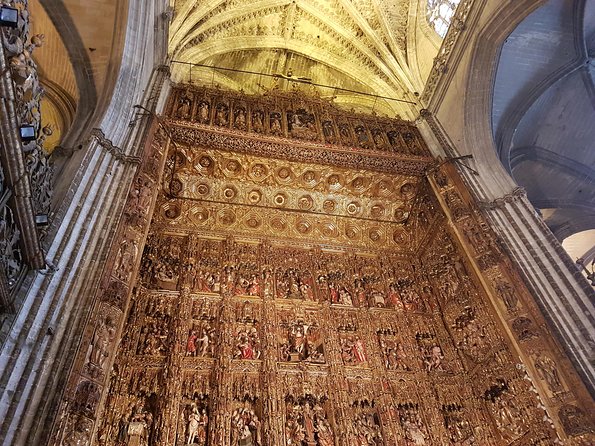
[104,392,442,446]
[94,373,582,446]
[169,87,428,156]
[138,259,450,313]
[127,294,453,374]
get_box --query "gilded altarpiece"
[51,86,594,446]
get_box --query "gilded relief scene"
[3,0,595,444]
[75,86,594,446]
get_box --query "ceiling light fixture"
[19,125,36,142]
[0,6,18,28]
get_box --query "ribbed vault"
[169,0,426,118]
[492,0,595,247]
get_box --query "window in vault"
[427,0,461,37]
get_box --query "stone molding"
[479,187,527,210]
[89,128,142,165]
[483,197,595,393]
[420,0,477,106]
[0,1,171,444]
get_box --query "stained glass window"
[427,0,461,37]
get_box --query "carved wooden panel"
[52,88,594,446]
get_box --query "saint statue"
[352,337,367,363]
[187,406,201,445]
[127,412,148,446]
[535,355,563,393]
[186,331,198,356]
[89,316,115,367]
[198,102,209,123]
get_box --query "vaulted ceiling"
[32,0,126,152]
[492,0,595,248]
[168,0,436,119]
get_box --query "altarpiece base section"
[50,86,594,446]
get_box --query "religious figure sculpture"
[316,417,334,446]
[424,345,445,372]
[354,125,370,149]
[126,183,151,227]
[176,94,192,119]
[198,101,210,123]
[353,337,367,363]
[270,113,282,135]
[115,238,138,282]
[512,317,538,341]
[195,270,220,293]
[380,338,411,371]
[63,415,92,446]
[401,285,424,312]
[402,416,427,445]
[89,316,116,368]
[372,129,386,151]
[339,123,351,145]
[491,396,523,440]
[234,107,247,130]
[215,104,229,126]
[352,408,382,445]
[262,268,274,299]
[388,283,404,309]
[277,268,315,300]
[322,120,336,143]
[234,327,261,360]
[494,278,518,313]
[442,406,474,445]
[186,330,198,356]
[284,400,333,446]
[252,110,264,132]
[535,355,563,393]
[339,286,353,306]
[231,407,261,446]
[247,275,260,296]
[558,404,592,436]
[127,412,149,446]
[280,321,324,363]
[187,405,208,445]
[285,407,305,445]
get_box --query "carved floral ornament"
[158,140,421,252]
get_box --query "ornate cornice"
[420,0,475,105]
[479,187,527,210]
[90,128,142,165]
[167,122,431,177]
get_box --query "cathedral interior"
[0,0,594,445]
